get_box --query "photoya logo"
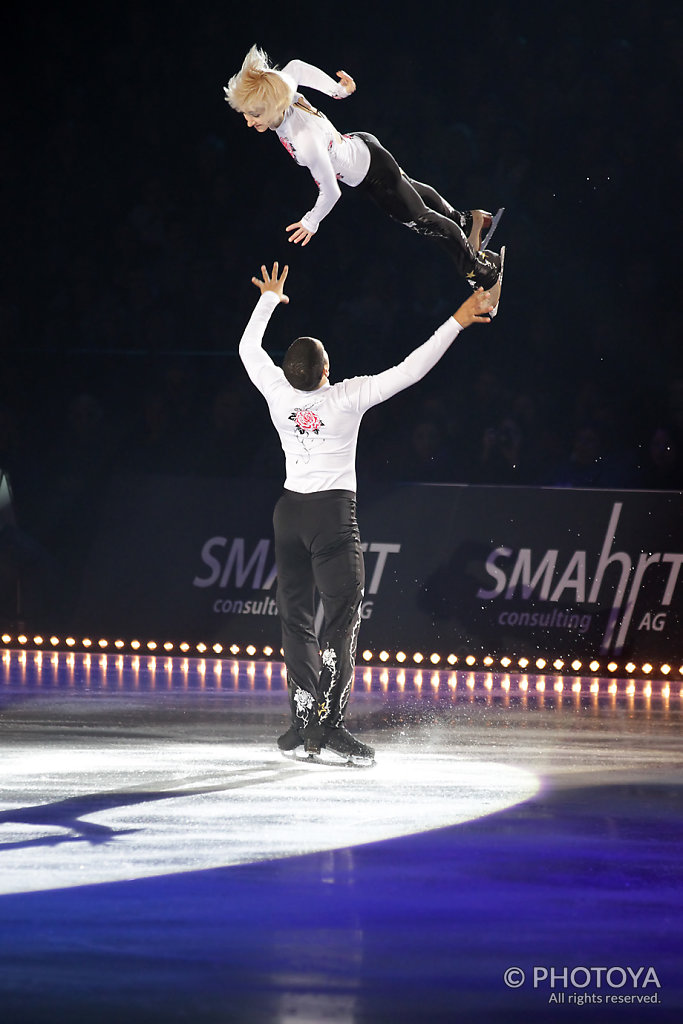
[476,502,683,654]
[192,537,401,618]
[504,965,662,1007]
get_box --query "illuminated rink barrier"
[1,646,679,897]
[2,637,682,694]
[2,630,682,687]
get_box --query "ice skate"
[312,725,376,767]
[290,721,323,760]
[480,206,504,250]
[487,245,505,318]
[281,723,331,763]
[468,207,504,252]
[467,246,505,318]
[277,724,303,759]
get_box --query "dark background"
[1,0,682,626]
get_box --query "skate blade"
[280,748,302,760]
[282,751,345,767]
[489,245,505,318]
[311,749,376,768]
[481,206,504,250]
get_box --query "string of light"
[1,632,680,683]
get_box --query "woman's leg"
[403,174,468,231]
[353,133,500,286]
[402,178,494,249]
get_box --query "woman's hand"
[336,70,356,94]
[286,221,314,246]
[251,262,290,303]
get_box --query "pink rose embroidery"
[289,407,325,462]
[294,409,322,432]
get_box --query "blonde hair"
[224,45,294,123]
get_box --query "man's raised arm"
[238,263,290,394]
[348,288,496,412]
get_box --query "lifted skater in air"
[225,46,505,313]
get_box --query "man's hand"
[453,287,494,328]
[336,70,356,94]
[251,262,289,303]
[286,221,314,246]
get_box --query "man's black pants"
[273,489,365,733]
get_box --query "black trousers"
[352,131,476,278]
[273,489,364,732]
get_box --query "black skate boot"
[467,246,505,318]
[321,725,375,766]
[277,725,303,758]
[302,722,325,757]
[468,248,501,288]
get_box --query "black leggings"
[273,489,364,731]
[352,131,476,279]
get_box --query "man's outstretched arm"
[238,263,290,394]
[250,262,290,303]
[348,288,496,411]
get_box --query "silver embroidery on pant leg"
[337,597,363,720]
[318,646,338,723]
[293,686,314,728]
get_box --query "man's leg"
[308,493,364,728]
[273,494,322,744]
[308,494,374,763]
[317,579,364,729]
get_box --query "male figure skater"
[239,263,494,764]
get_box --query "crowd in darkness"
[1,0,682,622]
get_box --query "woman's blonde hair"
[224,45,294,123]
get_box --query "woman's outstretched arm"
[280,59,356,99]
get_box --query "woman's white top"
[239,292,463,493]
[273,59,371,233]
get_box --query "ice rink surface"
[0,650,681,1022]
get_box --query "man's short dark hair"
[283,337,325,391]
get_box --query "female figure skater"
[224,46,505,312]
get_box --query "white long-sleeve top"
[239,292,463,493]
[273,59,371,233]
